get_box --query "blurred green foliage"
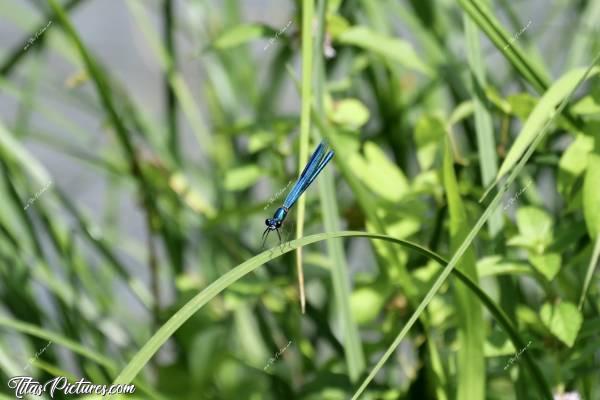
[1,0,600,399]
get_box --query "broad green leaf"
[506,93,537,121]
[497,66,600,180]
[572,94,600,115]
[484,329,516,357]
[413,261,443,292]
[328,98,370,129]
[540,302,582,347]
[212,24,270,49]
[508,207,553,252]
[583,153,600,239]
[558,135,594,197]
[426,294,454,327]
[476,256,530,277]
[169,172,216,217]
[448,101,474,126]
[485,87,511,114]
[350,286,387,325]
[376,210,421,240]
[336,27,433,76]
[349,141,409,202]
[516,206,552,238]
[517,305,543,327]
[412,170,443,201]
[414,113,445,171]
[224,165,262,191]
[529,253,561,281]
[248,131,276,153]
[506,235,536,249]
[327,13,350,37]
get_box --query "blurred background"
[1,0,600,399]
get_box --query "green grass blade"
[578,234,600,311]
[0,0,85,76]
[463,12,503,235]
[457,0,549,93]
[0,317,167,400]
[0,161,44,257]
[313,0,365,382]
[0,347,22,387]
[567,0,600,69]
[294,0,315,314]
[47,0,137,165]
[0,120,51,185]
[162,0,179,163]
[443,140,485,400]
[210,23,274,50]
[0,316,113,368]
[125,0,211,149]
[54,187,153,310]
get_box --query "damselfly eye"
[265,219,270,226]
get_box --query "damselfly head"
[265,218,282,229]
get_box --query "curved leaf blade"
[336,27,433,76]
[497,66,600,179]
[104,231,550,400]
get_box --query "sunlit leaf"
[336,27,433,76]
[350,286,387,325]
[224,165,263,191]
[509,207,553,252]
[558,135,594,197]
[414,113,445,171]
[540,301,582,347]
[529,253,561,281]
[583,153,600,239]
[212,24,271,49]
[328,98,370,129]
[349,141,409,202]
